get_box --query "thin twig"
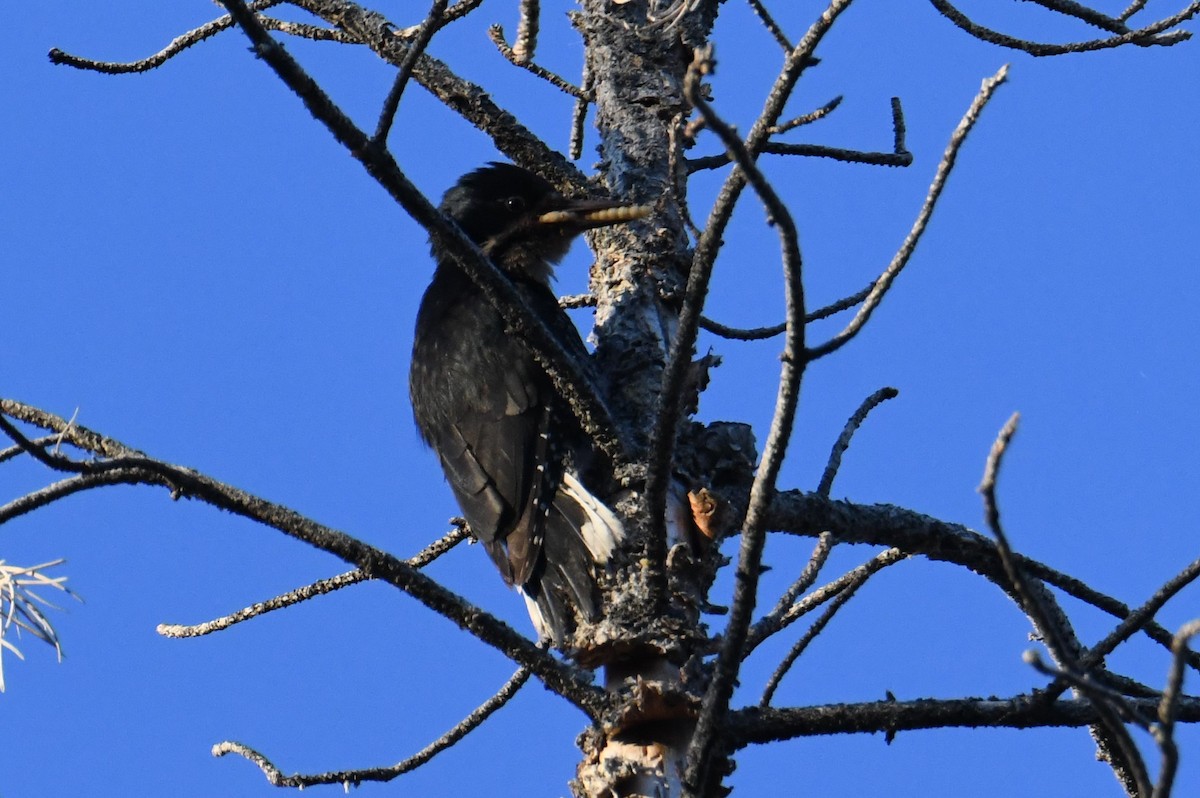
[514,0,540,62]
[393,0,485,35]
[1120,0,1151,22]
[770,95,842,135]
[746,0,792,49]
[747,387,897,638]
[1022,0,1133,35]
[808,65,1008,361]
[818,387,899,496]
[695,98,907,170]
[214,667,531,787]
[261,17,358,42]
[978,414,1073,663]
[158,570,370,638]
[759,548,904,706]
[1,435,60,465]
[1025,652,1153,797]
[688,140,911,172]
[157,526,470,638]
[47,0,286,74]
[890,96,908,157]
[745,546,905,657]
[569,59,592,160]
[275,0,588,191]
[374,0,450,145]
[562,280,874,340]
[488,25,588,99]
[50,0,582,192]
[1025,652,1155,729]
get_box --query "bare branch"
[1,435,59,465]
[978,413,1067,655]
[689,140,911,172]
[818,387,899,497]
[214,668,530,787]
[943,412,1148,795]
[929,0,1198,55]
[726,693,1200,750]
[764,491,1200,673]
[392,0,486,35]
[47,0,286,74]
[890,95,908,157]
[761,139,912,167]
[743,386,898,649]
[159,570,369,639]
[1156,619,1200,797]
[680,45,809,797]
[1024,652,1152,797]
[0,400,141,459]
[1025,652,1156,729]
[692,98,908,171]
[735,386,900,651]
[260,16,359,42]
[807,65,1008,361]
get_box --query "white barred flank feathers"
[558,472,625,563]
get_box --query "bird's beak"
[537,198,652,229]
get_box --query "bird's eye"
[504,196,526,213]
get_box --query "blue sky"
[4,2,1200,796]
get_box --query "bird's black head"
[437,162,649,283]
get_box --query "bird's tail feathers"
[521,474,625,645]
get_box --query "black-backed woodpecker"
[410,163,648,644]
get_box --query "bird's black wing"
[410,266,557,586]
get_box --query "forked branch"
[0,402,608,720]
[929,0,1199,55]
[807,65,1009,361]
